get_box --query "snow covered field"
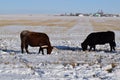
[0,15,120,80]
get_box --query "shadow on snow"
[55,46,82,51]
[1,49,21,54]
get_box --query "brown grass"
[0,19,77,27]
[90,18,120,31]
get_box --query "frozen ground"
[0,16,120,80]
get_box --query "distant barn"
[20,30,53,54]
[81,31,116,51]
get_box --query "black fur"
[81,31,116,51]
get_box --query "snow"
[0,16,120,80]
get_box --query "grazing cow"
[20,30,53,54]
[81,31,116,51]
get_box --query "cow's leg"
[111,45,116,51]
[47,47,49,54]
[41,48,44,55]
[112,46,115,51]
[112,42,116,51]
[89,46,92,51]
[39,47,44,55]
[109,43,113,51]
[21,42,24,53]
[89,45,93,51]
[38,47,41,53]
[25,44,29,53]
[110,46,112,51]
[93,45,96,51]
[109,42,116,51]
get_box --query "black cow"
[81,31,116,51]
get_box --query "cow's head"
[47,46,53,54]
[81,42,87,51]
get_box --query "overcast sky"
[0,0,119,14]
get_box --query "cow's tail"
[20,30,29,39]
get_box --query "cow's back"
[85,31,115,44]
[27,32,50,46]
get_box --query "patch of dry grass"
[90,18,120,31]
[0,19,77,27]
